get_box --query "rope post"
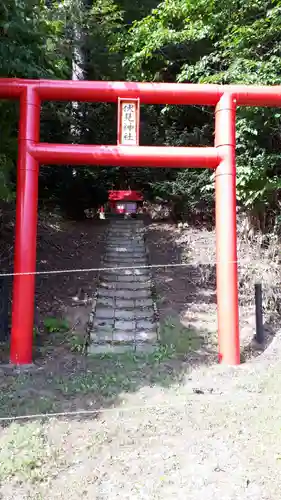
[254,283,264,344]
[0,276,9,342]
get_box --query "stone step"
[105,252,145,259]
[107,235,144,239]
[108,225,143,229]
[105,245,144,251]
[104,268,149,276]
[107,235,144,240]
[102,263,147,271]
[106,240,143,246]
[93,318,114,329]
[107,233,143,237]
[88,341,157,355]
[104,252,146,257]
[115,309,155,320]
[103,261,147,267]
[95,306,155,321]
[111,218,143,226]
[106,247,144,252]
[107,231,143,237]
[103,260,147,266]
[106,242,144,247]
[109,228,143,231]
[95,297,154,309]
[106,246,144,252]
[106,235,144,245]
[90,330,158,343]
[109,223,143,227]
[95,307,114,319]
[108,225,142,230]
[102,273,150,283]
[116,298,154,308]
[108,223,142,227]
[106,244,144,249]
[98,288,150,299]
[99,281,151,290]
[131,298,154,308]
[106,244,145,250]
[110,229,143,232]
[93,318,155,332]
[103,256,147,263]
[104,257,145,264]
[96,297,115,307]
[109,221,143,226]
[108,222,143,226]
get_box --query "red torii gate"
[0,79,280,366]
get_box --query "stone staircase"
[88,218,159,353]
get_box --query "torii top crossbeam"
[0,78,281,106]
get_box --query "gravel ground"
[1,338,281,500]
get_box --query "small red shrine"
[108,190,143,215]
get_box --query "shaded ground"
[144,222,218,366]
[35,214,107,328]
[145,221,276,363]
[0,216,206,421]
[0,210,108,362]
[1,214,281,499]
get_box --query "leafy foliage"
[123,0,281,222]
[0,0,281,226]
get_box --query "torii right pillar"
[215,94,240,364]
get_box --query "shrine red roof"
[108,190,143,201]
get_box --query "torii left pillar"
[10,87,40,364]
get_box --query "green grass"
[0,315,206,495]
[55,318,203,397]
[55,353,146,398]
[0,422,61,484]
[159,316,204,358]
[68,334,87,354]
[0,315,204,419]
[0,374,59,418]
